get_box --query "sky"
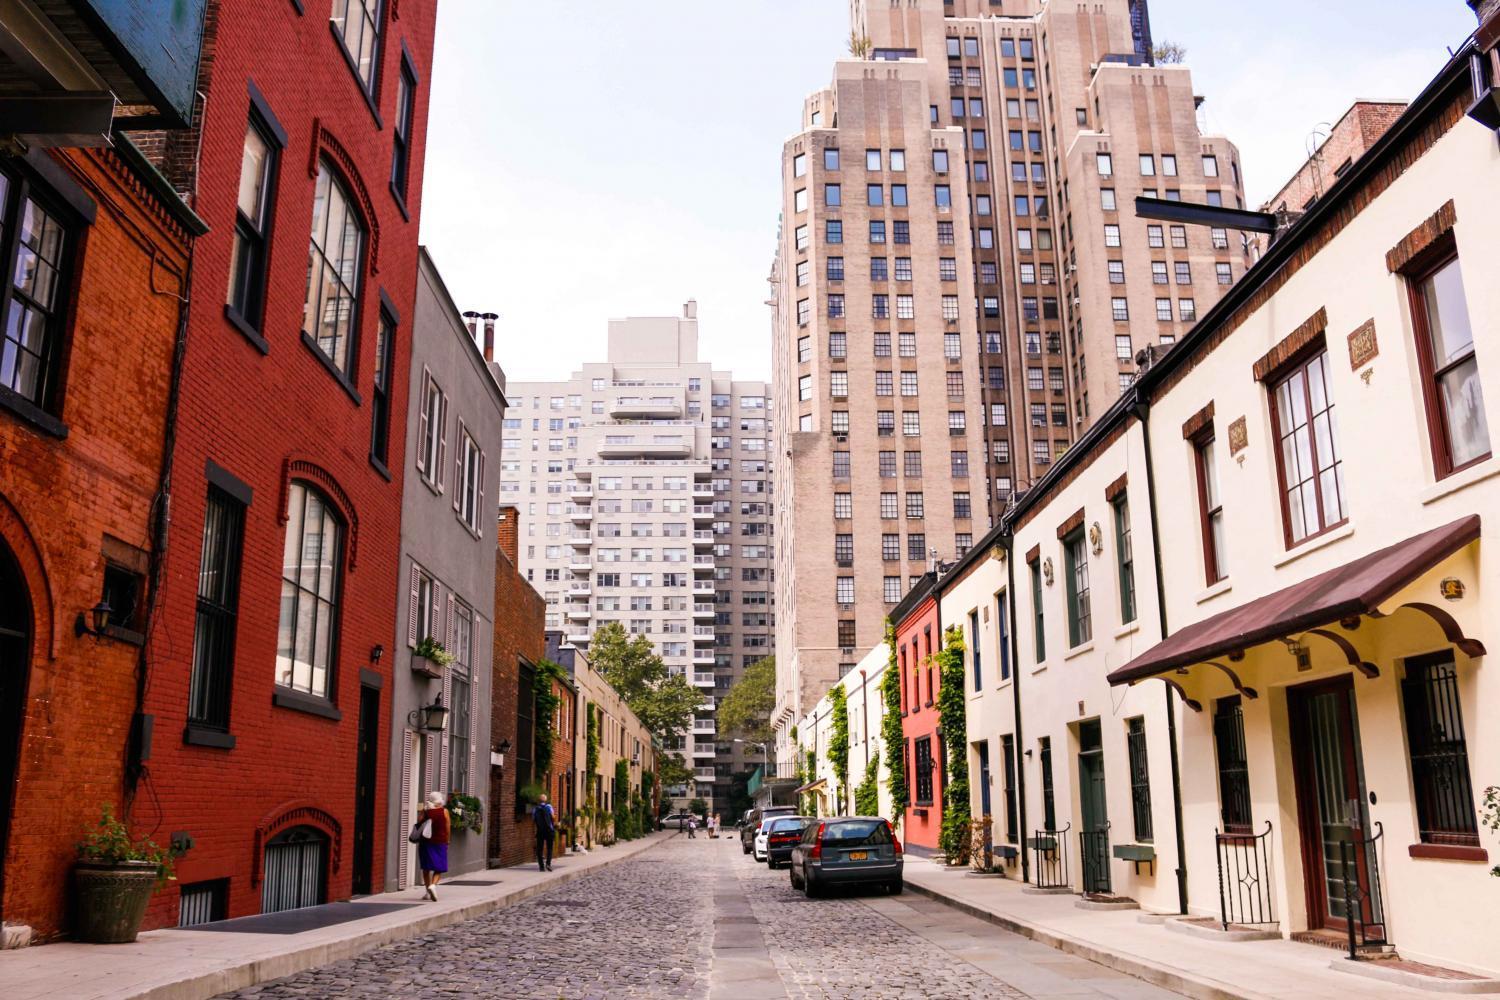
[420,1,1478,384]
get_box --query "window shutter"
[439,667,451,789]
[430,581,442,648]
[415,376,430,473]
[445,593,455,654]
[477,450,487,536]
[453,422,465,513]
[435,394,448,493]
[398,730,413,888]
[407,564,420,647]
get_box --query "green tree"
[718,655,775,744]
[688,797,708,820]
[880,621,909,825]
[613,759,634,840]
[936,626,971,862]
[854,754,881,817]
[590,622,699,746]
[1152,40,1186,64]
[828,684,850,814]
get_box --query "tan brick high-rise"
[772,0,1249,767]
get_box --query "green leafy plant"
[719,655,775,744]
[799,748,819,816]
[517,782,544,806]
[688,797,708,820]
[828,683,850,814]
[855,754,881,817]
[447,791,484,834]
[1483,785,1499,877]
[936,625,971,863]
[532,659,567,776]
[613,759,635,840]
[880,621,908,826]
[76,805,178,887]
[413,637,454,667]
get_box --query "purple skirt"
[418,841,449,874]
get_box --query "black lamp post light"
[408,693,450,732]
[74,600,112,640]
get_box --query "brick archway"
[251,800,343,887]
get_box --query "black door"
[1078,720,1111,894]
[352,684,380,895]
[0,542,32,922]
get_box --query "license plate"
[848,851,868,861]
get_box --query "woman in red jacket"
[418,790,451,900]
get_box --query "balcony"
[565,605,590,621]
[692,484,714,500]
[692,555,715,572]
[692,650,716,666]
[692,625,715,642]
[574,465,592,479]
[568,582,592,597]
[568,506,593,523]
[691,580,714,595]
[693,720,717,733]
[693,603,715,618]
[564,630,591,646]
[568,557,592,572]
[570,485,593,502]
[693,529,714,547]
[691,744,717,758]
[691,670,716,686]
[609,397,682,419]
[567,533,593,548]
[694,768,717,782]
[692,505,714,520]
[598,437,692,459]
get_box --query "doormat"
[186,902,420,935]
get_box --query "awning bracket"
[1398,603,1487,658]
[1159,676,1202,712]
[1205,660,1258,699]
[1305,628,1379,679]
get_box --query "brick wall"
[135,0,438,929]
[488,515,547,867]
[0,145,193,938]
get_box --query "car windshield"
[822,820,891,845]
[769,818,806,834]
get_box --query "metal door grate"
[261,827,327,914]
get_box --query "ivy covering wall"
[936,625,971,862]
[880,620,908,825]
[828,683,849,814]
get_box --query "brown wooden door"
[1289,676,1376,934]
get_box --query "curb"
[136,831,681,1000]
[903,877,1268,1000]
[1329,958,1500,996]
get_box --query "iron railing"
[1031,823,1070,889]
[1337,821,1388,960]
[1216,821,1276,930]
[1080,821,1112,894]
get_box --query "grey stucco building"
[385,248,507,889]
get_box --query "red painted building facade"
[893,573,944,853]
[137,0,436,926]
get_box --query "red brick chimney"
[481,312,498,362]
[496,504,520,568]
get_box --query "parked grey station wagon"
[788,817,903,897]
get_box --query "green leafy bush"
[936,626,971,862]
[854,755,881,817]
[76,805,178,887]
[413,637,454,667]
[880,621,908,824]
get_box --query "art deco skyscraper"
[772,0,1248,767]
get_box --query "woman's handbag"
[408,817,432,843]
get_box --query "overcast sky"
[420,1,1477,384]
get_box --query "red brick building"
[135,0,436,926]
[894,573,945,853]
[488,506,549,868]
[0,140,202,940]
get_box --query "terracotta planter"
[73,861,159,943]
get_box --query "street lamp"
[407,694,449,732]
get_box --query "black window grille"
[914,736,935,805]
[1039,737,1056,831]
[1401,652,1479,844]
[1001,734,1018,843]
[1213,696,1252,833]
[189,487,245,730]
[1127,717,1152,842]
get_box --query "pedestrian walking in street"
[533,793,556,871]
[416,791,450,901]
[713,812,723,839]
[687,814,697,838]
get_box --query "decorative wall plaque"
[1227,416,1249,456]
[1348,319,1379,370]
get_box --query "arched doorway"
[260,826,328,914]
[0,539,34,921]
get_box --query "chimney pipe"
[461,310,480,340]
[481,312,499,362]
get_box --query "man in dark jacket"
[533,794,556,871]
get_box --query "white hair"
[426,791,446,807]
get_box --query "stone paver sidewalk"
[903,860,1495,1000]
[0,831,677,1000]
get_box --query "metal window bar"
[1030,822,1070,889]
[1401,659,1479,844]
[1079,820,1112,894]
[1213,699,1253,833]
[1337,821,1388,959]
[1215,821,1275,929]
[1127,721,1153,842]
[261,829,327,914]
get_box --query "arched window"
[303,160,365,378]
[261,825,327,913]
[276,482,343,699]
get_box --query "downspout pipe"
[1132,394,1188,915]
[1004,528,1028,884]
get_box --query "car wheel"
[886,877,904,895]
[789,866,803,889]
[804,872,822,898]
[741,843,750,855]
[767,859,779,870]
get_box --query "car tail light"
[809,822,826,860]
[888,821,903,856]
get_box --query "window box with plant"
[447,792,484,835]
[412,636,453,678]
[73,805,179,944]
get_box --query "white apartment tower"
[501,303,773,810]
[772,0,1248,768]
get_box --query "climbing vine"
[936,625,971,862]
[880,619,908,825]
[854,754,881,817]
[532,659,567,777]
[828,684,850,814]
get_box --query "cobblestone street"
[217,835,1179,1000]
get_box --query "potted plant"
[73,805,176,943]
[447,792,484,834]
[411,637,453,678]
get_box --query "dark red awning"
[1108,515,1480,686]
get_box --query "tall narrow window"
[1270,350,1346,544]
[448,603,473,792]
[1213,696,1251,833]
[996,592,1010,681]
[455,423,485,534]
[303,162,365,378]
[331,0,382,92]
[914,736,934,805]
[189,487,246,732]
[391,58,417,202]
[1401,651,1479,845]
[1126,717,1152,842]
[275,483,344,700]
[1409,250,1490,477]
[370,308,395,467]
[1193,432,1226,583]
[227,115,280,332]
[1000,734,1018,843]
[0,168,75,413]
[969,609,982,690]
[1113,494,1135,623]
[1064,529,1091,646]
[416,371,447,487]
[1039,736,1056,831]
[1029,558,1045,662]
